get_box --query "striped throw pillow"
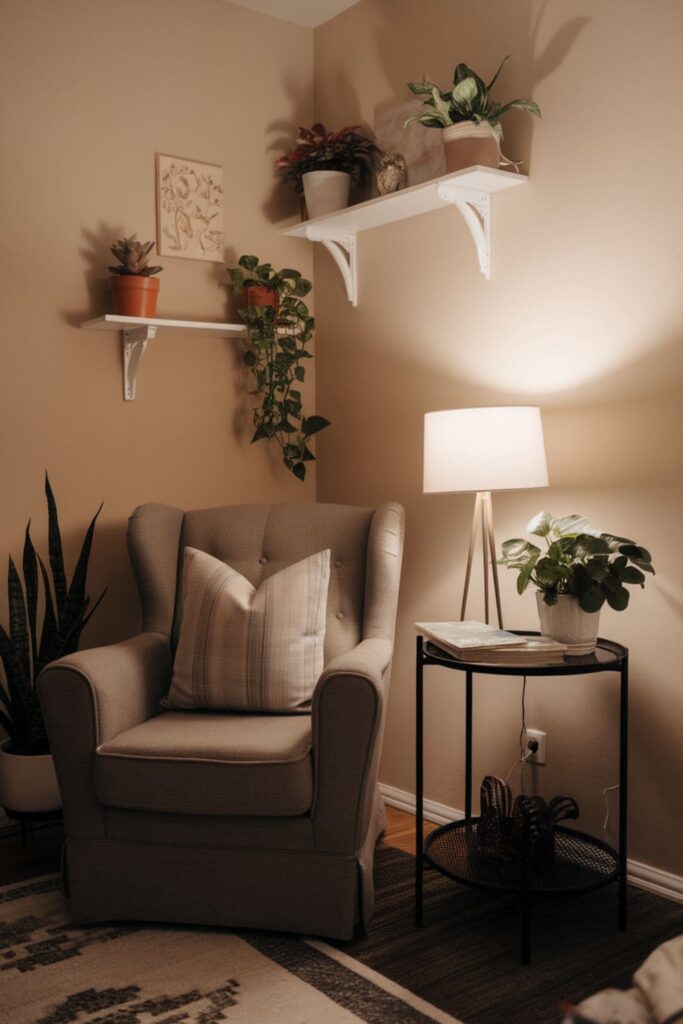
[166,546,330,712]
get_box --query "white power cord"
[602,784,620,834]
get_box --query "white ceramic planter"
[442,122,500,173]
[0,744,61,814]
[536,592,601,655]
[302,170,351,219]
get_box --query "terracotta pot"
[0,743,61,814]
[110,275,160,318]
[240,284,280,313]
[302,170,351,219]
[536,592,601,655]
[442,122,500,173]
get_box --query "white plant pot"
[302,170,351,219]
[0,743,61,814]
[536,592,601,655]
[442,122,501,173]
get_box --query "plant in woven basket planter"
[405,56,541,172]
[227,255,330,481]
[109,235,163,317]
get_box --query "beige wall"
[314,0,683,875]
[0,0,314,646]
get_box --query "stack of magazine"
[415,620,567,665]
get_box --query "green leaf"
[36,554,57,668]
[619,566,646,585]
[8,557,29,682]
[243,350,257,367]
[301,415,331,436]
[486,55,510,91]
[579,587,605,612]
[45,473,67,614]
[22,522,38,667]
[292,462,306,481]
[451,76,478,112]
[619,544,655,573]
[526,511,553,537]
[498,99,541,119]
[573,534,611,558]
[604,582,630,612]
[238,254,259,271]
[551,514,591,538]
[251,424,271,442]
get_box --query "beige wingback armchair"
[39,501,404,940]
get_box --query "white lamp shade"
[423,406,549,493]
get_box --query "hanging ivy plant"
[227,255,330,481]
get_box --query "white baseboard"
[379,782,683,904]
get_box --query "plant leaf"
[526,511,553,537]
[7,557,29,683]
[45,473,67,615]
[22,522,38,669]
[301,415,331,436]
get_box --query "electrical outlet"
[525,728,547,765]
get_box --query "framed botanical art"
[156,153,224,262]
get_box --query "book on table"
[414,620,567,665]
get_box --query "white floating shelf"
[81,315,246,400]
[281,166,528,304]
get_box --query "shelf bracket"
[305,226,358,306]
[437,182,492,279]
[122,325,156,400]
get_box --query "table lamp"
[423,406,549,627]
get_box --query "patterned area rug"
[0,874,462,1024]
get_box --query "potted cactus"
[109,235,163,318]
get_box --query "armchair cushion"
[166,546,330,712]
[95,710,313,817]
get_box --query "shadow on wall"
[315,318,683,504]
[64,222,127,326]
[262,71,319,225]
[363,0,589,172]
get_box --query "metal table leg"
[618,653,629,930]
[416,635,424,927]
[465,671,473,822]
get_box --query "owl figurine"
[376,152,408,195]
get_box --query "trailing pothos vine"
[228,255,330,481]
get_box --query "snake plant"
[0,475,105,754]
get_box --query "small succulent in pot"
[405,56,541,142]
[108,235,163,317]
[109,236,163,276]
[499,512,655,613]
[275,122,379,196]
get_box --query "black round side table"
[415,632,629,964]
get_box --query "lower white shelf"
[81,315,246,400]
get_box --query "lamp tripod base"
[460,491,504,628]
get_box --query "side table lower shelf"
[425,820,617,892]
[423,821,618,963]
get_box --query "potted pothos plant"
[275,122,378,219]
[499,512,655,654]
[406,56,541,173]
[227,255,330,481]
[0,475,105,813]
[109,235,163,318]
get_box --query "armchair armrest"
[38,632,171,838]
[311,637,393,852]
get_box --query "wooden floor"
[0,806,429,886]
[382,804,437,855]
